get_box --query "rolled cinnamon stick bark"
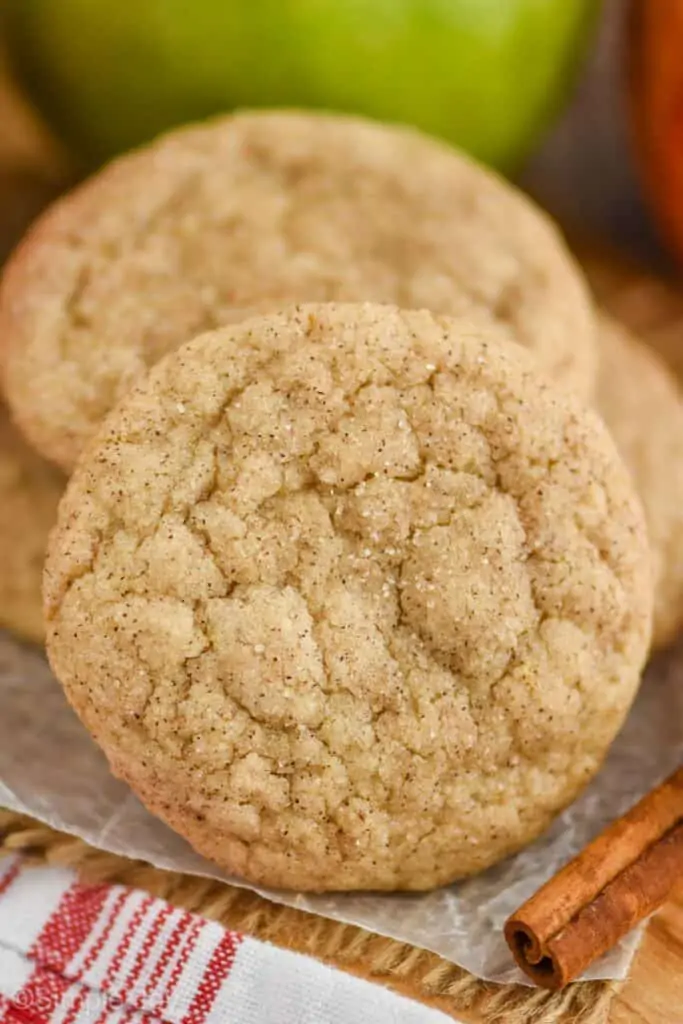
[504,766,683,990]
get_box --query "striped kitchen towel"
[0,858,451,1024]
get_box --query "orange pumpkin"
[630,0,683,265]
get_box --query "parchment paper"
[1,631,681,985]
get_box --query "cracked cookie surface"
[44,304,650,892]
[0,406,64,643]
[1,110,595,472]
[596,315,683,649]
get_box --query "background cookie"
[1,110,596,471]
[45,304,650,892]
[596,315,683,649]
[0,405,63,643]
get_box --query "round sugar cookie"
[44,304,649,892]
[596,315,683,649]
[2,110,595,472]
[0,406,63,643]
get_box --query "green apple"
[2,0,598,170]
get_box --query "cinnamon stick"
[504,765,683,990]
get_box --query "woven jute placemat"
[0,810,616,1024]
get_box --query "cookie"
[596,315,683,649]
[44,304,650,892]
[0,405,63,643]
[1,110,596,472]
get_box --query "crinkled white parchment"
[1,631,681,985]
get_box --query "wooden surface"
[610,899,683,1023]
[2,55,683,1024]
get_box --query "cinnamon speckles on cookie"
[44,304,650,892]
[1,110,595,471]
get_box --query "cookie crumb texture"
[45,305,650,892]
[0,407,63,643]
[2,110,595,471]
[596,316,683,649]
